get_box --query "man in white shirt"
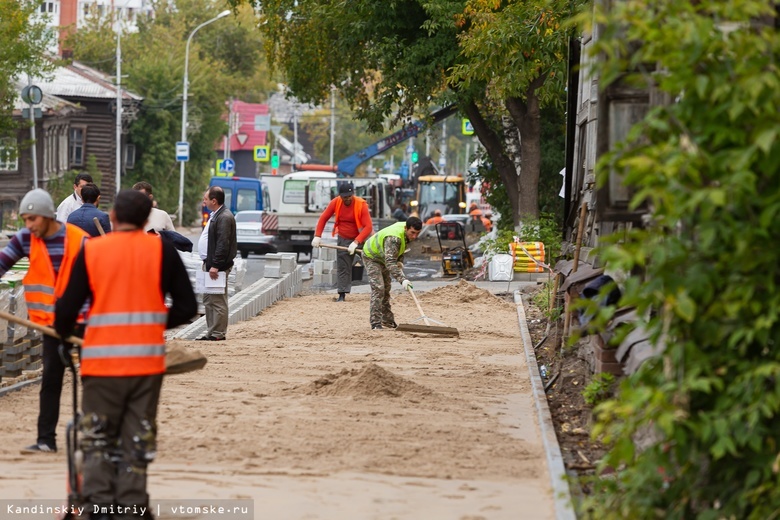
[132,181,176,232]
[56,173,93,222]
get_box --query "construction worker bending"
[55,190,197,519]
[0,189,89,454]
[311,182,373,302]
[361,217,423,330]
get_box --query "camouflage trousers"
[364,257,395,328]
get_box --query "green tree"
[0,0,56,137]
[66,1,274,224]
[242,0,579,226]
[580,1,780,517]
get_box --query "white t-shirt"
[56,192,82,222]
[198,219,211,261]
[144,207,176,232]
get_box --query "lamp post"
[178,9,231,227]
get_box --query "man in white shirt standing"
[131,181,176,232]
[56,173,93,223]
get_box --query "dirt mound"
[421,279,514,307]
[308,363,434,400]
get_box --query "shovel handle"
[320,243,363,254]
[0,309,83,346]
[92,217,106,236]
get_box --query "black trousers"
[38,334,66,448]
[38,324,85,448]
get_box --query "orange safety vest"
[81,231,168,377]
[332,196,367,237]
[425,216,444,226]
[24,224,88,326]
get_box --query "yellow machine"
[410,176,467,220]
[436,221,474,276]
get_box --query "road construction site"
[0,239,571,519]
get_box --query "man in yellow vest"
[361,216,423,329]
[311,182,373,302]
[55,190,197,518]
[0,189,89,454]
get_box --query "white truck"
[261,171,395,260]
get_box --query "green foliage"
[532,277,561,321]
[67,1,273,224]
[582,373,615,407]
[579,0,780,517]
[0,0,57,137]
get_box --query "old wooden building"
[3,61,141,228]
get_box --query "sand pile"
[421,279,515,306]
[308,363,434,400]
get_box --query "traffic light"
[271,149,280,169]
[411,151,419,163]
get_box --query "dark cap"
[338,182,354,195]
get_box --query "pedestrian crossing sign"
[462,119,474,136]
[254,145,270,162]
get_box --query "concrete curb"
[515,291,577,520]
[173,267,304,340]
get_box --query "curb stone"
[515,291,577,520]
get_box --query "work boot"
[382,321,398,329]
[21,442,57,454]
[371,324,383,330]
[336,292,345,302]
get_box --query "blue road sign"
[254,145,270,162]
[221,158,235,173]
[176,141,190,162]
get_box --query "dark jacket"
[66,203,111,237]
[206,205,237,271]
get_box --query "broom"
[396,287,459,337]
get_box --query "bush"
[582,373,615,407]
[579,1,780,517]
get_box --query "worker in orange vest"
[468,202,483,218]
[311,182,373,302]
[0,189,89,454]
[425,209,445,226]
[481,211,493,233]
[55,190,197,517]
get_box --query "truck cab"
[267,171,395,261]
[202,176,271,226]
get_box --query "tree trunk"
[505,75,546,223]
[462,100,520,223]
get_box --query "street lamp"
[178,9,231,227]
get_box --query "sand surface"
[0,281,553,519]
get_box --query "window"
[236,188,258,212]
[69,127,85,166]
[124,143,136,169]
[0,138,18,171]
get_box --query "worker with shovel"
[362,216,423,329]
[55,189,197,519]
[311,182,373,302]
[0,189,90,454]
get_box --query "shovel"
[396,287,459,337]
[0,310,207,374]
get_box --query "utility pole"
[115,14,123,194]
[438,121,447,173]
[26,76,39,189]
[329,88,335,166]
[293,103,299,169]
[225,98,233,160]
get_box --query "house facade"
[1,61,141,229]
